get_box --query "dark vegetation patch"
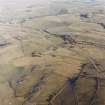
[31,52,42,57]
[42,29,76,45]
[98,22,105,29]
[80,13,89,18]
[0,37,11,48]
[22,74,46,105]
[42,29,105,49]
[49,59,105,105]
[0,42,11,48]
[8,66,51,105]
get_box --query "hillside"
[0,0,105,105]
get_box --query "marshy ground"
[0,0,105,105]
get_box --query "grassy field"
[0,0,105,105]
